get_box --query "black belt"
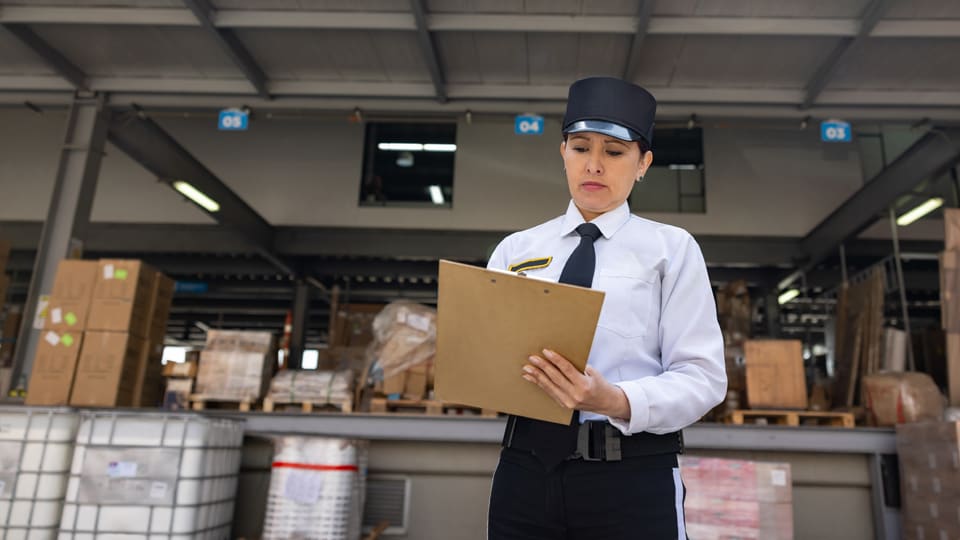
[503,417,683,462]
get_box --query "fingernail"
[528,356,540,364]
[522,366,534,374]
[542,349,553,357]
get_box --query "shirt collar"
[559,200,631,240]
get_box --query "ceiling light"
[379,143,423,151]
[424,143,457,152]
[173,181,220,212]
[429,185,445,205]
[778,289,800,305]
[896,197,944,226]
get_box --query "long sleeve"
[609,233,727,435]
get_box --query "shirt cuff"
[608,380,650,435]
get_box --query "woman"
[486,77,726,540]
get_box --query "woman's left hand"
[522,349,631,420]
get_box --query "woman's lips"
[580,182,607,192]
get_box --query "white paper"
[396,311,407,324]
[407,314,431,333]
[283,470,324,504]
[107,461,139,478]
[149,481,168,499]
[103,264,115,280]
[51,308,63,324]
[44,331,60,347]
[770,469,787,487]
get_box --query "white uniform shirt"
[487,200,727,435]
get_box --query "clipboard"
[434,260,605,424]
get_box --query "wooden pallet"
[262,396,353,413]
[370,398,498,418]
[188,395,256,412]
[726,409,855,428]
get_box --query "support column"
[765,292,781,338]
[9,92,108,392]
[289,281,310,370]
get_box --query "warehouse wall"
[0,107,943,240]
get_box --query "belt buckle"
[576,422,602,461]
[575,422,623,462]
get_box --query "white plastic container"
[58,411,244,540]
[262,437,368,540]
[0,407,80,540]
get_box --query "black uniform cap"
[561,77,657,146]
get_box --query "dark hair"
[563,133,650,154]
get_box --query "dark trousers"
[488,447,686,540]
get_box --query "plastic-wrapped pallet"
[262,437,368,540]
[194,330,275,402]
[0,407,80,540]
[59,411,244,539]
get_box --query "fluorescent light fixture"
[378,142,423,151]
[668,164,698,170]
[429,185,445,205]
[896,197,944,226]
[424,143,457,152]
[778,288,800,305]
[173,181,220,212]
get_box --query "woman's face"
[560,131,653,221]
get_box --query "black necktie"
[509,222,603,470]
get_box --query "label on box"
[44,331,60,347]
[33,296,49,330]
[930,502,939,518]
[771,470,787,487]
[284,470,324,504]
[929,452,937,469]
[60,334,74,348]
[51,308,63,324]
[909,474,918,492]
[407,314,431,333]
[933,477,942,493]
[149,481,168,499]
[65,312,78,327]
[115,269,129,280]
[107,461,139,478]
[103,264,115,280]
[396,311,407,324]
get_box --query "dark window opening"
[360,122,457,208]
[630,127,706,214]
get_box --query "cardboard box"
[25,330,83,406]
[163,359,198,379]
[403,363,429,400]
[680,457,794,540]
[744,340,807,409]
[331,304,382,347]
[194,330,275,401]
[131,340,164,407]
[864,372,945,426]
[146,272,175,342]
[49,260,99,299]
[86,285,153,338]
[945,208,960,252]
[70,331,146,407]
[93,259,155,301]
[897,422,960,540]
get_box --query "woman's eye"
[573,146,589,153]
[606,150,623,156]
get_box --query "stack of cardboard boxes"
[194,330,275,403]
[940,209,960,408]
[163,351,199,409]
[897,421,960,540]
[681,456,794,540]
[25,259,174,407]
[716,281,751,409]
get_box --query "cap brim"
[563,120,640,142]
